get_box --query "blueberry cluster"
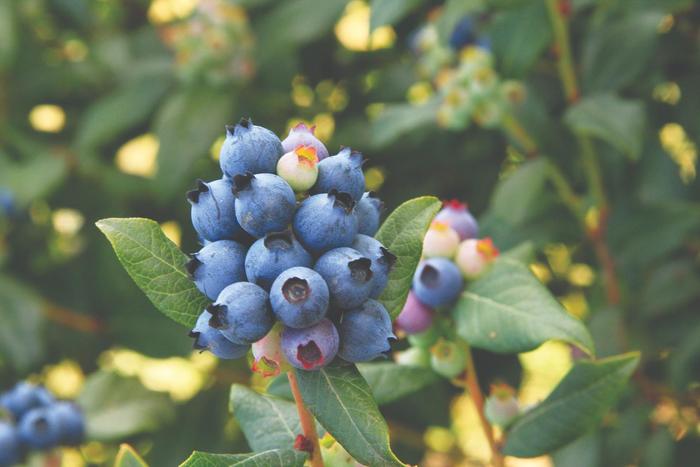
[0,383,84,466]
[186,119,396,373]
[394,200,499,378]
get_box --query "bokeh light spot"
[335,1,395,52]
[44,360,85,399]
[115,134,159,178]
[29,105,66,133]
[160,221,182,247]
[52,209,85,236]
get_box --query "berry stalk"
[545,0,579,103]
[463,344,504,467]
[287,370,324,467]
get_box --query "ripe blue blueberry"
[0,382,49,419]
[314,247,374,309]
[281,318,339,370]
[207,282,274,344]
[219,118,283,178]
[355,191,383,236]
[270,267,329,328]
[17,407,61,450]
[337,299,395,363]
[412,258,464,308]
[232,173,296,238]
[449,16,478,51]
[189,310,250,359]
[187,178,246,242]
[0,421,20,466]
[434,200,479,241]
[351,234,396,298]
[312,148,365,201]
[245,230,312,290]
[186,240,247,300]
[281,122,329,161]
[293,191,358,255]
[50,402,85,446]
[395,290,434,334]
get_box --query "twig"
[287,370,324,467]
[41,302,105,333]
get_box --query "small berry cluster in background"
[0,382,84,466]
[411,15,525,130]
[187,118,397,375]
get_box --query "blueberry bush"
[1,0,699,465]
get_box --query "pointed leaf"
[369,0,422,32]
[504,352,640,457]
[454,257,594,354]
[229,385,304,452]
[376,196,441,318]
[180,450,306,467]
[295,365,404,466]
[115,444,149,467]
[96,217,208,327]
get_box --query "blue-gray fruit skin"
[314,247,374,309]
[356,192,383,236]
[293,191,358,255]
[233,173,296,238]
[351,234,396,298]
[187,178,246,242]
[412,258,464,308]
[208,282,274,344]
[190,310,250,359]
[270,267,329,328]
[0,382,51,419]
[311,147,365,201]
[337,299,395,362]
[219,118,283,178]
[187,240,247,300]
[281,318,339,370]
[50,402,84,446]
[245,230,312,290]
[17,407,61,449]
[0,421,20,465]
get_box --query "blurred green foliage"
[1,0,699,465]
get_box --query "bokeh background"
[1,0,699,465]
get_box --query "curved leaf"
[376,196,441,318]
[115,444,149,467]
[454,257,594,355]
[504,352,640,457]
[96,217,207,327]
[295,364,404,467]
[180,450,306,467]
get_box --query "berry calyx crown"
[476,237,499,260]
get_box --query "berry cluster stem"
[287,370,324,467]
[545,0,579,103]
[463,344,504,467]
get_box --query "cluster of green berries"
[0,383,84,466]
[187,118,397,375]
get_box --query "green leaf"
[153,89,234,196]
[488,159,549,226]
[581,11,663,92]
[564,94,646,160]
[356,362,439,405]
[295,364,404,467]
[454,257,594,355]
[370,100,439,150]
[369,0,422,32]
[78,371,175,441]
[0,156,68,207]
[500,241,536,264]
[96,217,208,327]
[180,450,307,467]
[115,444,149,467]
[0,275,45,372]
[375,196,442,319]
[0,0,18,70]
[503,352,640,457]
[229,385,304,452]
[489,2,552,77]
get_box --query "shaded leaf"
[454,257,594,354]
[376,196,441,318]
[115,444,149,467]
[371,100,439,149]
[488,159,549,226]
[295,364,403,466]
[78,371,175,441]
[180,450,307,467]
[96,217,207,328]
[564,95,646,160]
[504,352,640,457]
[0,156,68,207]
[0,0,17,70]
[369,0,422,32]
[0,275,45,373]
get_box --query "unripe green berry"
[484,384,520,427]
[276,146,319,192]
[395,347,431,368]
[407,325,440,349]
[430,339,466,379]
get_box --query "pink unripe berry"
[281,123,329,160]
[422,221,460,259]
[395,291,434,334]
[276,146,319,192]
[455,237,499,279]
[251,324,287,377]
[434,200,479,240]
